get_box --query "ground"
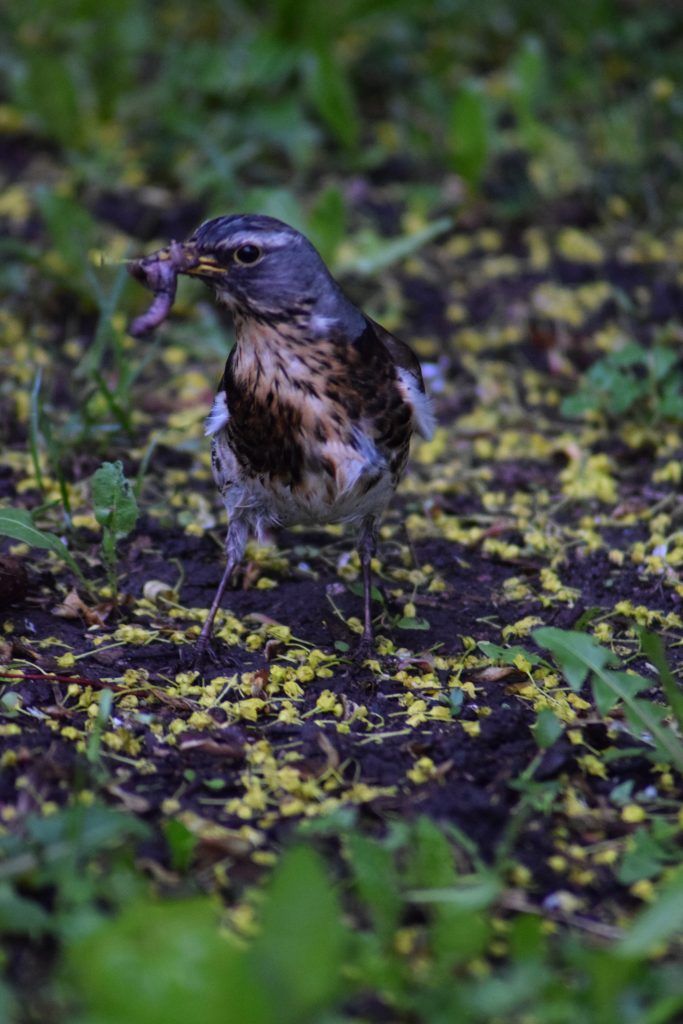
[2,173,682,963]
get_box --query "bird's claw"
[178,637,227,673]
[352,635,376,664]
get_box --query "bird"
[129,214,435,664]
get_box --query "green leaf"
[409,871,499,969]
[36,189,101,298]
[650,346,678,382]
[202,778,226,791]
[0,507,83,581]
[639,630,683,733]
[396,615,431,630]
[532,708,564,749]
[511,36,547,117]
[404,818,458,890]
[347,581,384,604]
[599,678,683,772]
[622,698,672,759]
[532,627,613,689]
[91,461,139,540]
[18,53,83,147]
[592,669,649,718]
[478,641,543,667]
[560,391,598,418]
[344,832,401,943]
[509,914,547,960]
[255,846,347,1022]
[63,898,269,1024]
[25,803,147,855]
[609,780,634,805]
[304,49,359,151]
[617,829,669,886]
[307,185,347,263]
[659,377,683,421]
[0,884,52,936]
[617,869,683,958]
[534,629,683,771]
[449,689,465,716]
[607,376,644,416]
[448,80,492,189]
[468,960,550,1017]
[0,692,20,715]
[163,820,198,873]
[592,674,620,716]
[335,218,452,277]
[409,873,501,911]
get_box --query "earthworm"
[128,240,197,337]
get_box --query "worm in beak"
[128,241,202,336]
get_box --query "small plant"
[85,688,114,781]
[0,803,148,1020]
[0,804,148,940]
[90,460,139,601]
[0,506,85,584]
[561,341,683,424]
[482,628,683,774]
[448,79,493,191]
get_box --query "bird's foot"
[352,635,376,664]
[178,636,230,673]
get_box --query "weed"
[561,341,683,425]
[85,688,114,781]
[533,626,683,773]
[89,460,139,601]
[481,627,683,774]
[0,507,85,585]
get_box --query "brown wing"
[357,318,435,440]
[366,317,427,393]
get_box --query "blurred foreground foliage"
[2,804,682,1023]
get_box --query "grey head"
[185,214,365,333]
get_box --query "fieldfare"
[129,215,435,663]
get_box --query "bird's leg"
[191,520,248,669]
[193,556,237,666]
[355,515,379,661]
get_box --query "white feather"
[204,392,230,436]
[397,367,436,440]
[310,314,338,336]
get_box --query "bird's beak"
[129,243,223,283]
[177,244,223,278]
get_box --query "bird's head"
[179,214,341,324]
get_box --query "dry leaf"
[52,588,110,627]
[143,579,176,602]
[316,730,340,772]
[473,665,521,682]
[107,785,151,813]
[176,811,252,856]
[178,736,244,758]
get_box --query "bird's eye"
[234,244,261,265]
